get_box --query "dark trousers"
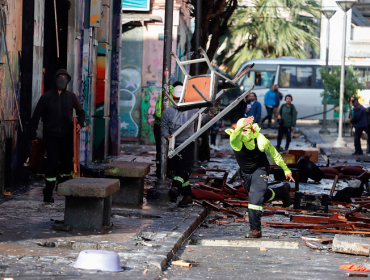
[241,167,286,231]
[354,126,366,154]
[44,132,73,181]
[277,126,292,149]
[261,106,273,126]
[367,125,370,152]
[172,142,195,196]
[154,124,161,178]
[210,132,217,146]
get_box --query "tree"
[188,0,238,75]
[319,66,365,105]
[217,0,320,75]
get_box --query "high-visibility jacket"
[153,85,174,125]
[225,119,291,175]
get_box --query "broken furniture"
[296,158,324,182]
[288,148,319,163]
[58,177,119,231]
[167,62,254,158]
[294,192,329,213]
[104,161,151,206]
[167,47,239,109]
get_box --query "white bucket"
[74,250,123,272]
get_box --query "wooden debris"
[172,260,192,267]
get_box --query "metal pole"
[333,10,347,148]
[147,0,173,199]
[194,0,201,76]
[53,0,60,58]
[0,124,5,199]
[319,17,331,135]
[190,0,206,174]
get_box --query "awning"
[122,14,162,26]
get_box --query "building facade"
[0,0,192,194]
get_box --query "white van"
[231,57,370,120]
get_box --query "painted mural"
[120,26,143,140]
[0,11,5,64]
[141,87,161,144]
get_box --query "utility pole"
[333,0,355,148]
[319,9,336,135]
[147,0,173,200]
[190,0,206,174]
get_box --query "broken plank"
[309,229,370,234]
[201,200,244,218]
[345,272,368,277]
[330,175,339,198]
[333,234,370,256]
[301,236,333,244]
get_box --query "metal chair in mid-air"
[164,47,238,110]
[167,53,256,158]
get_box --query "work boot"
[43,181,55,203]
[282,183,292,207]
[275,145,283,152]
[177,195,193,208]
[245,227,262,238]
[169,187,179,203]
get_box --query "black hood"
[54,69,71,83]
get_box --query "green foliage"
[218,0,320,75]
[319,66,365,105]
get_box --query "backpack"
[279,104,295,116]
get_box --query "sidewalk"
[0,152,208,279]
[300,123,370,167]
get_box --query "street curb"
[149,206,210,271]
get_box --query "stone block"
[112,178,144,206]
[332,234,370,256]
[58,178,119,231]
[104,161,151,206]
[57,177,119,198]
[64,196,105,231]
[104,161,151,178]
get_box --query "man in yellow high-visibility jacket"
[226,116,294,238]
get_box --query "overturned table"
[104,161,151,206]
[58,177,119,231]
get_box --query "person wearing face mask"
[226,116,294,238]
[29,69,85,203]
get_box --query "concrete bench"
[104,161,151,206]
[57,177,119,231]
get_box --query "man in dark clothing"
[273,85,283,128]
[29,69,85,202]
[366,106,370,153]
[276,94,297,152]
[161,86,218,206]
[245,92,261,123]
[351,97,367,155]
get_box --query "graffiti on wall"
[119,66,141,138]
[120,25,143,140]
[0,10,5,64]
[141,87,161,144]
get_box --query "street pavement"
[1,122,370,279]
[164,123,370,279]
